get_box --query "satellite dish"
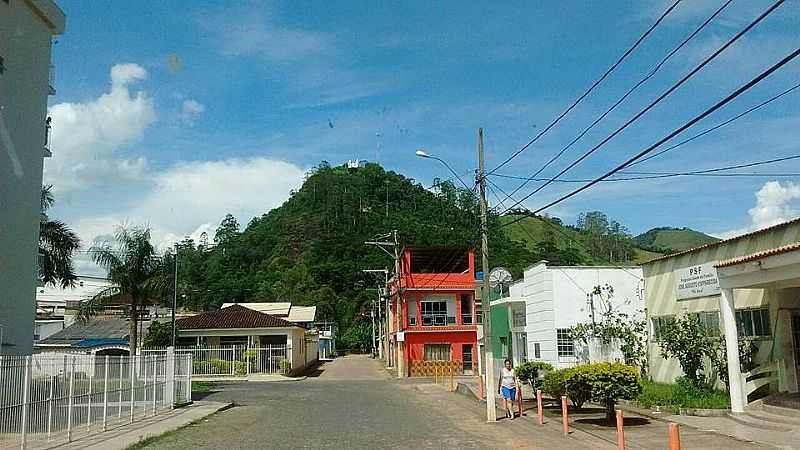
[489,267,513,296]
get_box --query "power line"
[520,46,800,221]
[487,0,684,174]
[489,153,800,184]
[498,0,734,201]
[500,0,787,216]
[627,81,800,167]
[487,178,643,280]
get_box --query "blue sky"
[45,0,800,272]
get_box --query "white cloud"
[180,99,205,125]
[44,63,155,194]
[72,157,306,270]
[716,181,800,239]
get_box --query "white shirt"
[500,367,516,389]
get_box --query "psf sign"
[675,262,720,300]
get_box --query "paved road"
[141,356,765,449]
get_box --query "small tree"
[143,321,173,348]
[658,314,716,387]
[715,336,757,390]
[577,362,641,420]
[515,361,553,390]
[571,309,648,372]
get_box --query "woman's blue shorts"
[501,386,516,401]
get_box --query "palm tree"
[77,226,169,355]
[39,185,80,288]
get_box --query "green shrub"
[563,367,592,409]
[515,361,554,390]
[572,362,641,419]
[279,358,292,374]
[542,368,568,401]
[542,363,641,414]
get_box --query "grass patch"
[637,379,730,410]
[192,381,213,394]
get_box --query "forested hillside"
[634,227,720,254]
[172,163,533,344]
[172,162,677,347]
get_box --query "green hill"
[634,227,720,254]
[173,162,533,344]
[500,214,662,265]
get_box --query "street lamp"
[414,139,497,422]
[415,149,472,191]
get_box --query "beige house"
[176,304,314,373]
[0,0,65,355]
[643,218,800,412]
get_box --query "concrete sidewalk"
[51,401,230,450]
[454,380,765,449]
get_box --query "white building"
[33,275,113,342]
[493,262,644,369]
[0,0,65,355]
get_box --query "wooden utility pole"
[478,128,497,422]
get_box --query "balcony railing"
[461,314,473,325]
[421,314,456,326]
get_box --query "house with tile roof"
[176,304,316,374]
[642,216,800,413]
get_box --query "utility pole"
[477,128,497,422]
[172,243,178,348]
[363,244,397,370]
[389,230,405,377]
[370,299,377,357]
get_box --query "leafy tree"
[39,185,80,288]
[715,336,757,390]
[214,213,240,246]
[515,361,553,390]
[143,321,173,348]
[77,226,169,355]
[658,314,717,387]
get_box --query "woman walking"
[499,359,520,419]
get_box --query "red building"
[388,246,478,377]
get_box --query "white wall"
[0,0,64,356]
[524,263,644,368]
[34,320,64,342]
[522,263,558,366]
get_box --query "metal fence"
[143,345,290,377]
[0,352,192,449]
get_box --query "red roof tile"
[714,241,800,268]
[176,304,302,330]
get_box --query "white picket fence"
[0,351,192,449]
[143,345,290,377]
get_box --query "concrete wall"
[522,263,557,366]
[643,220,800,384]
[0,0,64,356]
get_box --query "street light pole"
[477,128,497,422]
[415,134,496,422]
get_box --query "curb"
[192,375,307,383]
